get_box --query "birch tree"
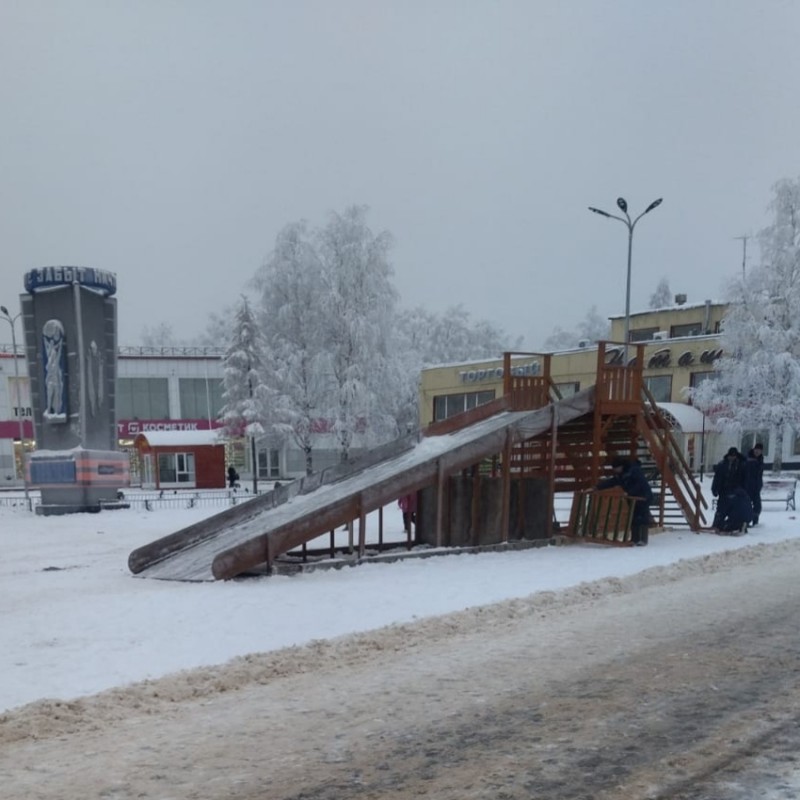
[542,305,610,351]
[690,177,800,472]
[393,304,521,431]
[649,277,672,309]
[317,205,398,461]
[255,221,328,475]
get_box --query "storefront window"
[117,378,169,419]
[645,375,672,403]
[433,390,495,421]
[258,448,281,479]
[157,452,195,484]
[689,371,717,389]
[179,378,224,419]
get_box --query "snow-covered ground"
[2,480,797,714]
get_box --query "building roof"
[608,299,726,320]
[134,430,224,447]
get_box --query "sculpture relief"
[42,319,67,422]
[87,339,105,416]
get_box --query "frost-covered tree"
[141,322,179,349]
[690,177,800,472]
[253,208,522,459]
[410,304,521,365]
[317,205,399,461]
[255,221,328,475]
[542,306,610,351]
[218,296,275,491]
[195,308,234,349]
[392,305,521,431]
[649,277,672,309]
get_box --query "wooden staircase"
[503,343,708,532]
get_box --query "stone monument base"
[30,449,130,515]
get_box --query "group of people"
[594,442,765,544]
[710,443,764,533]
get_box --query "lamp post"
[588,197,663,359]
[0,305,30,506]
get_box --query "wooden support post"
[358,501,366,558]
[501,428,512,543]
[329,529,335,559]
[658,427,668,527]
[471,464,481,547]
[378,506,384,549]
[548,404,558,537]
[435,460,445,548]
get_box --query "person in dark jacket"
[711,447,751,531]
[744,443,765,525]
[597,457,654,545]
[227,465,240,489]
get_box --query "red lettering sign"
[117,419,223,438]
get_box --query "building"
[419,299,780,471]
[0,299,792,483]
[133,430,226,490]
[0,345,363,486]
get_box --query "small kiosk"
[134,430,226,490]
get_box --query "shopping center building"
[419,299,778,472]
[0,297,789,486]
[0,343,360,487]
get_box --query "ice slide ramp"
[129,388,595,581]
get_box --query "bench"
[761,478,797,511]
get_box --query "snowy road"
[2,540,800,798]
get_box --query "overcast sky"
[1,0,798,349]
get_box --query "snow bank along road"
[2,540,800,799]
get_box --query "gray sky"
[1,0,798,348]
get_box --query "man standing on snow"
[744,443,765,526]
[711,447,751,532]
[596,457,654,546]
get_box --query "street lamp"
[0,305,30,507]
[588,196,663,359]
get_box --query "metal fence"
[0,488,267,512]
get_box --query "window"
[179,378,224,420]
[645,375,672,402]
[554,381,579,398]
[257,448,281,479]
[670,322,703,338]
[742,431,770,455]
[117,378,169,419]
[433,390,495,421]
[158,452,195,485]
[629,327,660,343]
[689,371,717,389]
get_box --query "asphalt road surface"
[2,540,800,799]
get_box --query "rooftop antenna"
[733,234,749,278]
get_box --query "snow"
[655,401,706,433]
[2,481,798,714]
[134,430,223,446]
